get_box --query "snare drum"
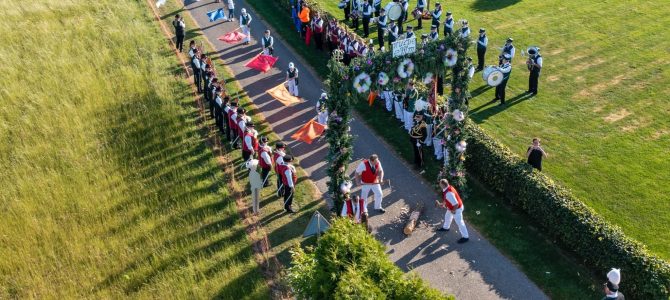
[385,2,402,20]
[482,66,504,87]
[411,8,422,20]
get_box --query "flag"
[155,0,166,8]
[266,83,303,106]
[207,8,227,22]
[245,53,279,73]
[291,7,301,33]
[218,31,247,44]
[368,90,377,106]
[291,119,326,144]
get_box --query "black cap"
[246,122,255,128]
[406,25,413,30]
[232,102,238,106]
[479,28,486,33]
[283,155,294,162]
[507,37,514,42]
[421,33,428,39]
[276,142,286,149]
[260,136,268,143]
[446,11,452,15]
[431,25,437,30]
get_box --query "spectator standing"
[226,0,235,20]
[172,14,185,52]
[526,138,548,171]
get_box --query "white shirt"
[432,8,441,19]
[468,65,475,79]
[499,62,512,74]
[284,166,296,187]
[274,150,285,166]
[355,160,384,176]
[215,96,223,106]
[237,115,249,132]
[262,35,274,48]
[478,35,488,47]
[244,131,257,151]
[239,13,251,27]
[362,3,373,16]
[443,187,459,208]
[535,56,543,67]
[459,27,470,38]
[227,0,234,9]
[444,17,453,29]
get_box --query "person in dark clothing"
[173,15,185,52]
[526,138,548,171]
[410,113,428,171]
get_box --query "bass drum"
[385,2,402,20]
[482,66,504,87]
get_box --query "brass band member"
[526,47,543,96]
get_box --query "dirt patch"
[547,75,560,82]
[575,76,585,82]
[591,74,625,93]
[604,109,631,123]
[549,48,564,56]
[573,58,606,72]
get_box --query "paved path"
[183,1,547,299]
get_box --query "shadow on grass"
[470,0,523,12]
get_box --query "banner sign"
[392,38,416,57]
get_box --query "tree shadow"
[470,0,523,12]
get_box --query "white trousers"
[403,110,413,131]
[317,111,328,125]
[288,79,299,96]
[394,101,403,120]
[251,188,260,214]
[383,90,393,112]
[433,137,443,159]
[361,183,383,210]
[443,206,469,238]
[241,25,250,43]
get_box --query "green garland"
[326,37,471,212]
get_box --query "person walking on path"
[226,0,235,21]
[526,138,548,171]
[286,62,300,97]
[436,179,469,243]
[173,14,185,52]
[245,158,263,214]
[258,137,273,187]
[239,8,252,45]
[355,154,385,213]
[278,155,297,213]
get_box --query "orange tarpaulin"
[245,53,278,73]
[368,91,377,106]
[266,83,303,106]
[218,31,247,44]
[291,119,326,144]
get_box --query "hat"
[527,47,538,55]
[431,25,437,30]
[246,122,255,128]
[241,8,247,14]
[421,33,428,39]
[260,136,268,143]
[479,28,486,33]
[406,25,413,30]
[288,62,295,69]
[320,92,328,99]
[503,53,512,60]
[276,142,286,149]
[283,155,294,162]
[506,37,514,42]
[607,268,621,285]
[380,8,386,12]
[446,11,452,15]
[232,102,239,107]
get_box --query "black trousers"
[175,34,185,52]
[283,186,294,210]
[529,71,540,94]
[200,73,207,93]
[437,76,444,96]
[398,12,406,34]
[193,70,202,92]
[416,8,424,29]
[377,27,385,50]
[223,113,230,140]
[412,139,425,168]
[344,3,350,21]
[276,173,282,192]
[301,22,309,38]
[444,28,452,37]
[495,78,509,104]
[242,150,252,161]
[314,32,323,50]
[352,17,359,30]
[363,16,371,37]
[215,106,224,132]
[477,47,487,70]
[261,167,271,187]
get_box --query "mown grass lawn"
[317,0,670,261]
[0,0,269,298]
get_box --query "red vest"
[228,111,237,130]
[443,185,463,210]
[273,151,284,173]
[277,164,297,186]
[259,146,273,169]
[237,118,246,136]
[242,132,258,152]
[344,197,366,219]
[361,160,380,184]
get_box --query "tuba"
[526,46,538,71]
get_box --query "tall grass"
[0,0,267,298]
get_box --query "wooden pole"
[403,204,424,235]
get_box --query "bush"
[464,122,670,299]
[288,218,454,300]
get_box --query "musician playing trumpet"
[526,47,542,96]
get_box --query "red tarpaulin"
[218,31,247,44]
[244,53,279,73]
[305,26,312,46]
[291,119,326,144]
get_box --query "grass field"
[317,0,670,260]
[0,0,270,298]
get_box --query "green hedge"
[464,122,670,299]
[287,218,453,300]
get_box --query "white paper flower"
[452,109,465,122]
[444,49,458,67]
[397,58,415,78]
[415,98,429,111]
[455,140,467,153]
[423,72,434,84]
[377,72,389,86]
[353,72,372,93]
[340,181,353,193]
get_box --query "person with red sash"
[258,137,273,187]
[436,179,469,243]
[277,155,297,213]
[355,154,385,213]
[228,105,239,148]
[242,122,258,161]
[273,142,287,193]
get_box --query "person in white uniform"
[355,154,385,213]
[239,8,252,45]
[316,92,329,125]
[286,62,299,97]
[436,179,469,243]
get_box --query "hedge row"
[464,122,670,299]
[271,1,670,298]
[287,218,454,300]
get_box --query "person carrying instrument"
[351,0,361,31]
[410,113,428,171]
[261,30,274,56]
[443,11,454,36]
[355,154,385,213]
[376,8,387,50]
[362,0,374,38]
[415,0,426,29]
[436,179,469,243]
[526,47,542,96]
[431,3,442,34]
[239,8,252,45]
[286,62,299,97]
[172,14,185,52]
[499,37,515,64]
[476,28,488,71]
[398,0,408,34]
[494,54,512,105]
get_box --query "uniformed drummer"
[376,8,387,50]
[362,0,373,38]
[373,0,382,17]
[499,37,515,64]
[494,54,512,105]
[476,28,488,71]
[415,0,426,30]
[443,11,454,36]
